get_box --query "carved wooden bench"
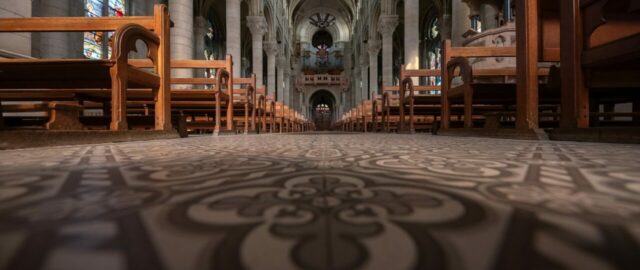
[442,19,560,129]
[567,0,640,127]
[398,67,442,133]
[128,56,235,135]
[0,4,171,131]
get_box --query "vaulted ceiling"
[290,0,356,43]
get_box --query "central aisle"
[1,134,639,270]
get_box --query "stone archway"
[309,90,336,130]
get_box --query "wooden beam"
[449,46,517,58]
[0,17,155,32]
[560,0,589,128]
[440,39,452,129]
[154,4,172,131]
[515,0,540,130]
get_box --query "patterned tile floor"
[0,133,639,270]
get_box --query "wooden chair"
[255,86,272,133]
[560,0,640,128]
[370,94,386,132]
[398,67,442,133]
[436,0,564,130]
[232,75,257,134]
[381,86,403,132]
[128,56,237,135]
[0,4,171,131]
[442,40,558,129]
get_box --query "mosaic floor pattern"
[0,133,639,270]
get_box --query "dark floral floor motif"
[0,134,639,270]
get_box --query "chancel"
[0,0,639,269]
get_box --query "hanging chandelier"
[309,13,336,29]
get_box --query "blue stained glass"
[108,0,125,16]
[85,0,103,17]
[83,0,126,59]
[84,32,103,59]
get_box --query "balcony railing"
[303,74,344,85]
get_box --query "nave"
[0,133,639,270]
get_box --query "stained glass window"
[83,0,126,59]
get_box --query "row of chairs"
[337,0,640,133]
[0,4,313,136]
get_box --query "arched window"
[83,0,126,59]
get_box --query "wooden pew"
[381,86,402,132]
[442,39,559,129]
[561,0,640,128]
[262,95,277,133]
[233,75,257,134]
[398,67,442,133]
[437,0,563,130]
[255,86,273,133]
[128,56,237,135]
[0,4,171,131]
[370,94,386,132]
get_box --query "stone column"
[378,15,399,88]
[481,4,499,30]
[404,0,420,73]
[169,0,194,81]
[353,72,361,103]
[368,40,381,98]
[360,57,369,102]
[452,0,471,46]
[341,42,352,77]
[37,0,69,58]
[276,56,286,102]
[193,16,208,82]
[283,69,291,105]
[264,41,278,98]
[194,16,208,60]
[247,16,268,88]
[226,0,241,77]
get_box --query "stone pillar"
[341,42,352,77]
[283,69,291,105]
[194,16,208,60]
[169,0,194,81]
[276,56,286,102]
[193,15,208,82]
[378,15,399,88]
[37,0,69,58]
[264,41,278,98]
[353,72,361,103]
[247,16,268,88]
[404,0,420,73]
[360,57,369,102]
[368,40,381,98]
[226,0,241,77]
[481,4,499,30]
[452,0,471,46]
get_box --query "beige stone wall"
[0,0,31,58]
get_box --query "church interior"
[1,0,639,269]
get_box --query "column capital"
[264,41,279,56]
[378,15,399,36]
[367,40,381,55]
[246,16,268,37]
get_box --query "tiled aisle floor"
[1,134,639,270]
